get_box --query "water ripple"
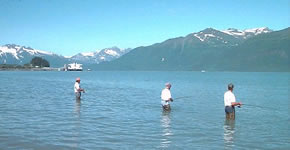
[0,71,289,149]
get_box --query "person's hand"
[83,89,85,93]
[170,98,173,102]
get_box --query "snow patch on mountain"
[189,27,272,47]
[0,46,20,59]
[80,52,95,57]
[0,44,54,60]
[194,34,204,41]
[64,56,72,58]
[104,49,120,56]
[221,27,272,39]
[244,27,271,35]
[221,28,245,36]
[193,33,216,42]
[69,47,131,64]
[0,44,68,67]
[24,48,53,55]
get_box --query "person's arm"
[231,102,242,106]
[79,88,85,93]
[76,84,85,93]
[231,93,241,106]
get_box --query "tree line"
[0,57,50,69]
[29,57,50,67]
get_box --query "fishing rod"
[174,96,194,100]
[157,95,194,101]
[241,104,275,110]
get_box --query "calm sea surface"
[0,71,289,150]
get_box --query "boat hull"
[67,69,83,71]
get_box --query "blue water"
[0,71,289,149]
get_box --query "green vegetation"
[0,57,51,70]
[0,64,28,69]
[94,28,290,72]
[30,57,50,67]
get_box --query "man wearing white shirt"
[161,83,173,110]
[74,77,85,100]
[224,83,242,120]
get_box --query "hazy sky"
[0,0,288,56]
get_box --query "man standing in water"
[74,77,85,100]
[161,83,173,111]
[224,83,242,120]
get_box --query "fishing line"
[174,96,194,100]
[157,95,194,100]
[241,104,276,110]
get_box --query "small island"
[0,57,57,71]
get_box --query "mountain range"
[0,45,130,67]
[67,47,131,64]
[1,27,289,72]
[94,27,289,72]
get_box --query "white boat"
[67,63,83,71]
[201,70,206,73]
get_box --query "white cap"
[165,82,171,87]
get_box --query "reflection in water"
[72,99,81,149]
[160,110,173,148]
[224,119,236,150]
[75,99,81,118]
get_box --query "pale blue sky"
[0,0,289,56]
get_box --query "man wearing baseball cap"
[74,77,85,100]
[224,83,242,120]
[161,82,174,111]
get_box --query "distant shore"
[0,68,59,71]
[0,64,60,71]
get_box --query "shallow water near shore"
[0,71,289,149]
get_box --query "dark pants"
[162,104,171,111]
[225,106,235,120]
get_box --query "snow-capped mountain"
[68,52,95,63]
[0,44,131,67]
[0,44,53,61]
[0,44,67,66]
[69,47,131,64]
[187,27,272,46]
[95,27,288,71]
[190,28,241,46]
[221,27,272,39]
[96,47,131,62]
[0,27,272,67]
